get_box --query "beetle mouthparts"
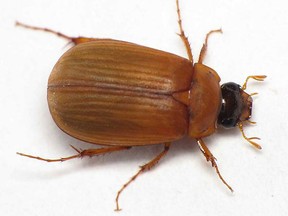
[239,89,253,122]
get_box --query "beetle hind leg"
[115,142,171,211]
[176,0,193,63]
[197,138,233,192]
[15,21,97,46]
[17,145,131,162]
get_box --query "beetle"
[16,0,266,211]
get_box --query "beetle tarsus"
[176,0,193,63]
[16,152,78,162]
[197,139,234,193]
[15,21,98,46]
[115,143,171,211]
[15,21,72,40]
[17,146,131,162]
[198,29,223,64]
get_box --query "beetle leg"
[115,142,171,211]
[198,29,222,64]
[15,21,97,46]
[176,0,193,63]
[196,138,233,192]
[17,146,131,162]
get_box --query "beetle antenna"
[247,120,257,124]
[242,75,267,90]
[250,92,258,97]
[238,122,262,149]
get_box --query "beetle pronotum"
[16,0,266,211]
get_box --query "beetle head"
[217,82,252,128]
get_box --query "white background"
[1,0,287,215]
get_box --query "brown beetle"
[17,0,266,211]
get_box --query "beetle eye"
[217,82,242,128]
[219,117,238,128]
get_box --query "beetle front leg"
[196,138,233,192]
[198,29,222,64]
[115,142,171,211]
[15,21,98,46]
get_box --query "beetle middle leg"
[17,145,131,162]
[115,142,171,211]
[196,138,233,192]
[15,21,97,46]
